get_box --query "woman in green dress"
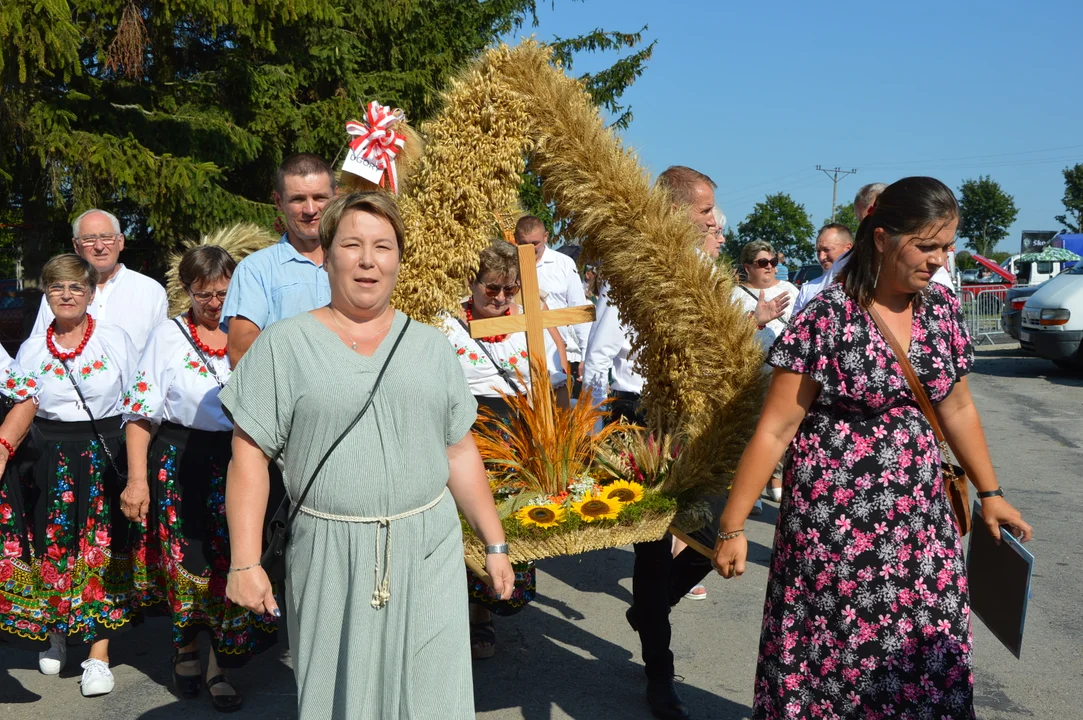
[220,191,515,719]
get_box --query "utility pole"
[817,166,858,222]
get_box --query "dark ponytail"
[840,176,958,308]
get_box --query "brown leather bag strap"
[866,304,949,448]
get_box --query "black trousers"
[609,392,717,679]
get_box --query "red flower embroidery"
[92,360,103,369]
[520,351,528,358]
[80,366,91,376]
[61,491,74,503]
[25,379,35,388]
[40,560,60,586]
[81,576,105,602]
[136,382,148,392]
[508,356,518,364]
[15,389,26,397]
[189,361,199,368]
[84,546,104,569]
[43,364,52,372]
[54,368,65,376]
[0,589,12,609]
[0,503,10,521]
[199,365,207,373]
[46,544,64,561]
[4,378,13,389]
[468,353,478,361]
[132,402,142,413]
[456,347,466,355]
[123,397,130,406]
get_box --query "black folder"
[966,502,1034,659]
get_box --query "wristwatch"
[486,543,509,555]
[977,488,1004,499]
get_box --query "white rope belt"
[295,488,447,610]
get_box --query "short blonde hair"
[319,192,406,257]
[41,254,99,290]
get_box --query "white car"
[1019,263,1083,368]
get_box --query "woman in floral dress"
[713,177,1032,719]
[440,239,566,659]
[120,246,275,712]
[0,254,138,697]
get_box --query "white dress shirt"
[536,247,592,363]
[792,251,954,315]
[32,264,168,350]
[582,283,644,408]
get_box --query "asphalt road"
[2,344,1080,719]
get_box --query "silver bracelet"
[717,528,745,541]
[486,543,509,555]
[228,562,261,574]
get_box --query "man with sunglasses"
[29,208,167,350]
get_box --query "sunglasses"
[482,283,520,298]
[750,257,780,269]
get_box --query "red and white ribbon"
[344,101,406,193]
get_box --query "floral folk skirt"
[132,422,276,666]
[0,417,135,649]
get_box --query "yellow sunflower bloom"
[517,503,566,529]
[604,479,645,504]
[570,496,622,522]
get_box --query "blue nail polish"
[272,607,281,618]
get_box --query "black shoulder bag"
[173,317,226,389]
[455,318,525,397]
[61,360,127,483]
[260,317,411,577]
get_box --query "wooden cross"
[468,243,595,419]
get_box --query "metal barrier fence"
[960,287,1008,345]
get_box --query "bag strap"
[283,317,411,532]
[60,359,126,479]
[865,305,949,448]
[172,317,226,389]
[740,285,790,327]
[455,317,525,397]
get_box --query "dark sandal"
[470,620,497,660]
[172,651,201,699]
[206,674,244,713]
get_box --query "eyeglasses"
[482,283,520,298]
[751,257,780,269]
[46,283,89,297]
[75,234,120,247]
[190,290,228,303]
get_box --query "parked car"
[1000,284,1042,340]
[1019,262,1083,368]
[791,264,824,288]
[961,269,980,284]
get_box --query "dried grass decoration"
[165,223,279,317]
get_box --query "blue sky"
[507,0,1082,255]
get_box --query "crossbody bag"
[867,306,972,536]
[60,359,127,483]
[261,317,411,576]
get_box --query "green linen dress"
[219,310,478,719]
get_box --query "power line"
[816,166,857,222]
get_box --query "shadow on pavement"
[473,602,751,720]
[973,350,1083,387]
[0,669,41,703]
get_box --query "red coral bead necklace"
[465,301,511,343]
[47,314,95,361]
[186,311,228,358]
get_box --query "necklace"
[464,302,512,343]
[47,315,95,361]
[327,306,392,350]
[186,311,227,358]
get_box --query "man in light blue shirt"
[223,154,335,364]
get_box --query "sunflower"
[603,480,645,505]
[517,504,566,529]
[570,496,622,523]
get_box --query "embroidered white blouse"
[10,322,137,421]
[441,313,566,399]
[120,315,233,432]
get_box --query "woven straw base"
[463,510,677,566]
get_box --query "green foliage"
[987,251,1011,264]
[955,250,976,271]
[1055,163,1083,233]
[957,175,1018,257]
[825,202,858,236]
[2,0,650,282]
[736,192,816,264]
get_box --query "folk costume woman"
[440,239,566,660]
[221,192,515,719]
[120,246,275,712]
[713,178,1032,719]
[1,254,137,698]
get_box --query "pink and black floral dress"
[759,282,976,719]
[0,321,137,648]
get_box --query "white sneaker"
[683,584,708,601]
[80,658,114,697]
[751,499,763,516]
[38,632,67,675]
